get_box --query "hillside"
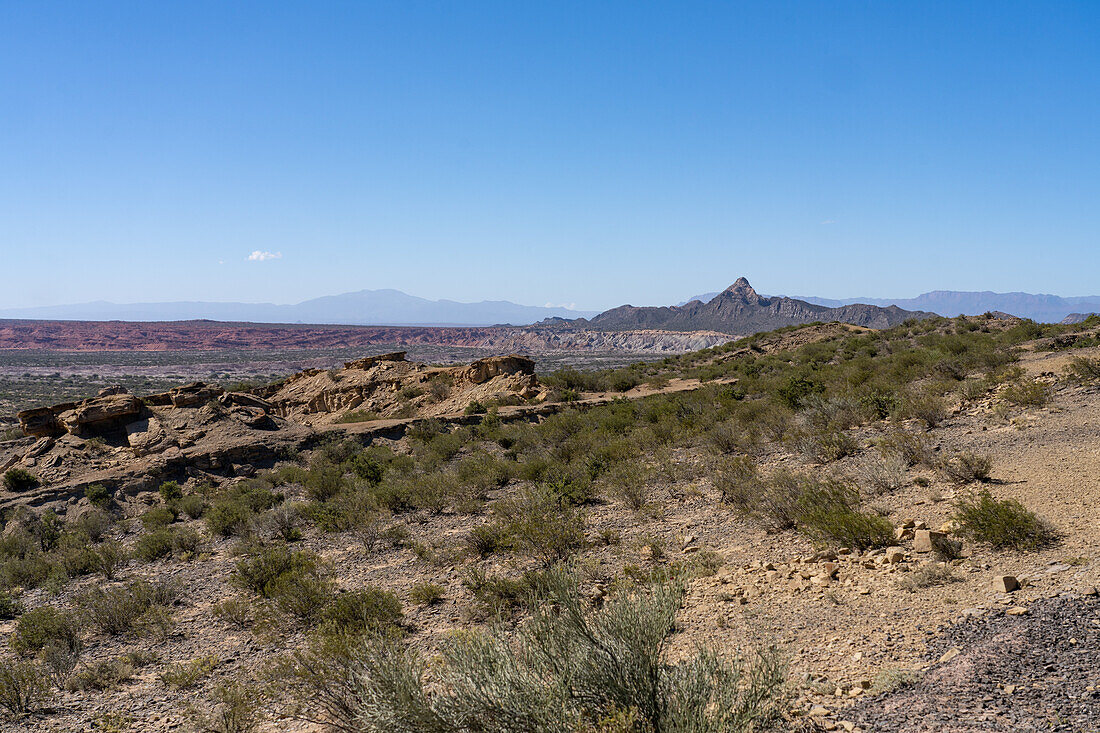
[575,278,931,333]
[684,287,1100,324]
[1,314,1099,731]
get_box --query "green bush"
[0,660,51,718]
[1001,379,1050,407]
[66,657,134,691]
[159,480,184,503]
[178,494,206,519]
[160,655,218,690]
[74,579,179,635]
[1063,356,1100,385]
[321,588,403,634]
[85,483,111,507]
[0,591,24,619]
[940,452,993,484]
[234,544,325,599]
[205,482,284,537]
[952,488,1058,551]
[141,505,178,530]
[409,582,444,606]
[306,572,785,733]
[492,485,586,566]
[10,606,81,656]
[3,469,38,493]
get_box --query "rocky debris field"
[846,592,1100,732]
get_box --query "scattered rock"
[993,575,1020,593]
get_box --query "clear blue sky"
[2,1,1099,311]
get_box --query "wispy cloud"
[545,302,577,310]
[820,219,836,225]
[247,250,282,262]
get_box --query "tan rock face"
[57,393,144,435]
[463,355,535,384]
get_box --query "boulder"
[913,529,946,553]
[17,404,74,437]
[218,392,275,411]
[993,575,1020,593]
[168,382,225,408]
[463,355,535,384]
[343,352,407,370]
[125,417,167,456]
[56,393,143,436]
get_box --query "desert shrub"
[159,480,184,503]
[10,606,81,656]
[346,453,385,485]
[795,490,895,550]
[854,452,908,494]
[464,400,486,415]
[732,471,892,549]
[0,660,51,718]
[876,429,933,467]
[141,505,178,531]
[213,597,253,628]
[895,389,947,428]
[74,579,179,636]
[178,494,206,519]
[931,533,964,561]
[323,573,785,733]
[66,657,134,691]
[234,544,326,599]
[3,469,38,493]
[256,505,302,542]
[940,452,993,484]
[190,679,265,733]
[85,483,111,508]
[465,524,507,558]
[409,582,444,607]
[134,528,174,561]
[269,571,336,626]
[492,485,586,566]
[712,455,760,510]
[335,409,380,424]
[161,655,218,690]
[40,635,83,688]
[1063,356,1100,384]
[952,488,1058,550]
[897,563,961,592]
[0,591,24,620]
[0,555,51,590]
[1000,380,1050,407]
[795,428,857,463]
[74,508,112,542]
[205,482,284,537]
[304,461,349,502]
[777,376,824,410]
[603,463,651,510]
[321,588,403,635]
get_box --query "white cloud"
[545,302,577,310]
[247,250,282,262]
[820,219,836,225]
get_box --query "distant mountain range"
[0,290,598,327]
[565,278,932,334]
[682,288,1100,324]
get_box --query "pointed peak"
[719,277,762,302]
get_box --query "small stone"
[993,575,1020,593]
[937,647,961,664]
[1082,586,1098,596]
[1006,606,1029,616]
[809,706,831,717]
[884,547,906,564]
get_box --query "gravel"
[846,593,1100,731]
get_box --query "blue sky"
[2,1,1098,311]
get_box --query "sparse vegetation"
[3,468,38,492]
[952,488,1058,550]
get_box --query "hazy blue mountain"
[681,289,1100,323]
[0,289,598,326]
